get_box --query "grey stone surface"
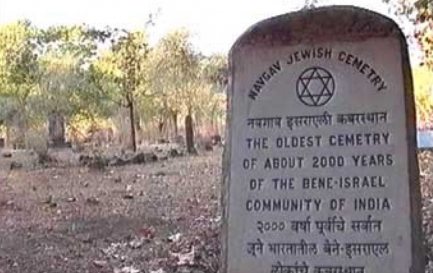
[222,6,423,273]
[48,112,66,147]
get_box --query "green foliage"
[0,21,42,147]
[38,24,110,64]
[150,29,200,115]
[385,0,433,67]
[88,29,150,150]
[0,19,227,147]
[414,0,433,68]
[89,30,150,104]
[201,54,228,91]
[38,25,116,120]
[385,0,433,128]
[413,66,433,125]
[0,21,40,102]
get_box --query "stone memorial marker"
[222,6,424,273]
[48,112,66,147]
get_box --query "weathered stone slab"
[48,112,66,147]
[222,6,423,273]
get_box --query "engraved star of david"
[296,66,335,107]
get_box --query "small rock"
[130,152,158,164]
[80,234,93,243]
[2,152,12,158]
[157,139,169,144]
[114,176,122,183]
[155,171,166,177]
[43,195,57,207]
[109,156,128,167]
[123,184,134,199]
[118,266,140,273]
[169,149,180,157]
[93,260,108,268]
[171,246,195,266]
[150,269,166,273]
[10,161,23,170]
[177,267,203,273]
[158,155,168,161]
[131,153,146,164]
[86,197,100,205]
[135,174,145,179]
[123,193,134,199]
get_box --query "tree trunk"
[135,113,141,132]
[158,121,164,134]
[17,110,26,149]
[5,126,10,148]
[185,114,195,154]
[128,97,137,152]
[158,116,165,139]
[48,112,66,148]
[172,112,178,138]
[135,112,141,145]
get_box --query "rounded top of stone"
[230,5,405,55]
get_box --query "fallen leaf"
[150,269,166,273]
[114,266,140,273]
[168,232,181,242]
[138,226,155,239]
[171,246,195,266]
[129,237,145,249]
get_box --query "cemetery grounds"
[1,148,433,272]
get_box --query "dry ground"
[0,149,221,273]
[1,148,433,273]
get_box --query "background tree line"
[0,21,227,152]
[2,0,433,154]
[305,0,433,128]
[383,0,433,128]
